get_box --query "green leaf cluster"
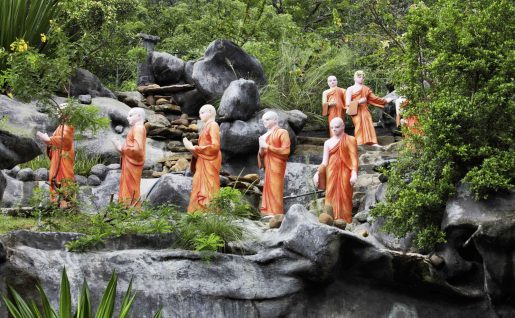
[371,0,515,251]
[1,267,162,318]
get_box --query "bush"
[371,0,515,252]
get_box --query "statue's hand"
[328,100,337,107]
[350,171,358,186]
[313,172,319,188]
[36,131,50,143]
[258,136,268,149]
[358,97,367,104]
[385,97,393,103]
[183,137,194,151]
[111,138,122,152]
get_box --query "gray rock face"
[0,95,51,134]
[78,94,92,105]
[0,130,42,169]
[34,168,49,181]
[0,204,502,318]
[171,89,207,116]
[87,175,101,186]
[150,52,185,85]
[0,172,6,203]
[116,91,147,109]
[184,60,195,85]
[220,109,296,158]
[437,185,515,314]
[0,174,37,207]
[192,40,266,100]
[69,68,116,99]
[15,168,34,181]
[218,79,260,121]
[90,164,108,181]
[75,175,88,186]
[145,173,192,211]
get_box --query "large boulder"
[191,40,266,100]
[171,89,207,116]
[220,109,297,158]
[145,173,192,211]
[438,185,515,314]
[0,174,38,207]
[184,60,195,85]
[69,68,116,99]
[115,91,147,109]
[218,79,260,121]
[0,95,51,134]
[0,130,42,170]
[150,52,185,85]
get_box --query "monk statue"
[313,117,358,224]
[345,70,392,146]
[322,75,346,136]
[112,107,147,208]
[36,103,75,207]
[258,111,291,217]
[183,104,222,212]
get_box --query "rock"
[33,168,49,181]
[5,166,20,178]
[78,94,92,104]
[355,211,369,223]
[16,168,34,181]
[269,214,284,229]
[333,219,347,230]
[171,158,190,172]
[87,175,101,186]
[191,40,266,100]
[146,174,192,211]
[242,174,259,183]
[184,60,195,85]
[114,125,124,134]
[220,175,229,187]
[146,114,170,129]
[319,212,334,225]
[284,110,308,135]
[0,95,52,134]
[155,98,169,105]
[218,79,260,121]
[106,164,120,170]
[0,172,6,203]
[150,52,185,85]
[152,104,182,114]
[90,164,108,181]
[0,174,37,207]
[75,175,88,186]
[116,91,147,108]
[0,130,42,169]
[171,118,189,126]
[171,89,207,116]
[69,68,116,99]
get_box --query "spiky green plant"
[1,267,162,318]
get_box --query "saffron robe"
[119,124,147,208]
[325,134,358,223]
[323,87,346,136]
[188,121,222,212]
[348,85,386,145]
[259,127,291,215]
[48,124,75,203]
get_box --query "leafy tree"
[371,0,515,251]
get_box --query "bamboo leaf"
[59,268,72,318]
[36,283,57,318]
[94,272,117,318]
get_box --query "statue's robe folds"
[348,85,387,145]
[259,127,291,215]
[119,124,147,208]
[323,87,346,136]
[325,134,358,223]
[188,121,222,212]
[48,124,75,204]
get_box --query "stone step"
[140,84,195,95]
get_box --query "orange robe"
[48,124,75,204]
[348,85,386,145]
[119,124,147,208]
[325,134,358,223]
[188,121,222,212]
[259,127,291,215]
[323,87,346,136]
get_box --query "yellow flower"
[10,39,29,52]
[41,33,47,43]
[6,92,13,99]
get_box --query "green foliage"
[260,42,355,125]
[73,148,105,176]
[18,154,51,171]
[1,267,162,317]
[0,215,36,234]
[0,0,58,64]
[371,0,515,252]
